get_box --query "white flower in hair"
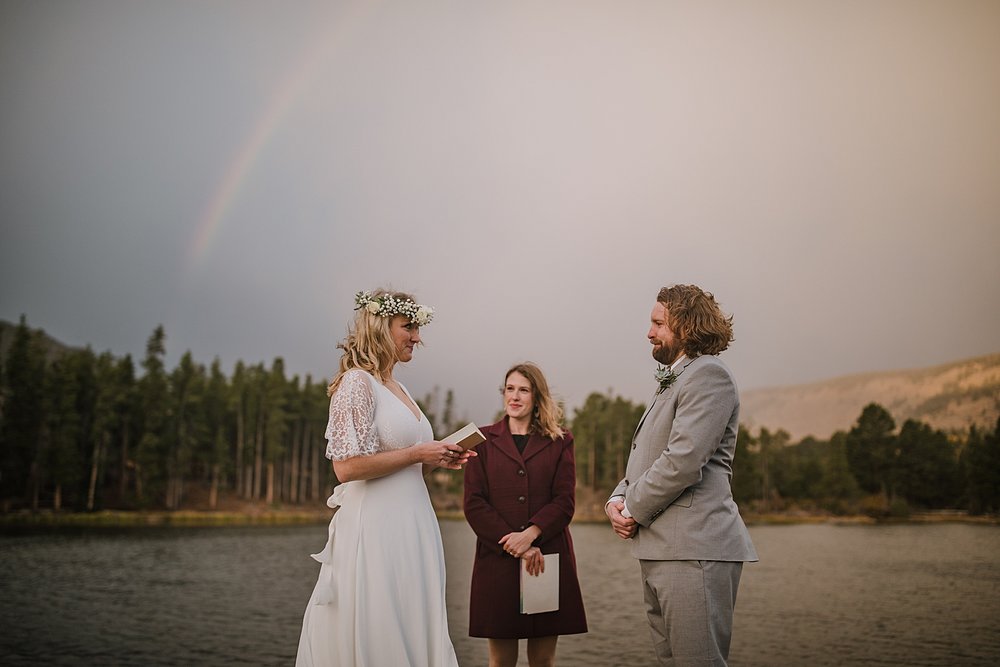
[354,290,435,325]
[415,306,433,326]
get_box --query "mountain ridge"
[739,353,1000,440]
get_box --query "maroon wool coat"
[463,418,588,638]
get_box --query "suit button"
[517,469,525,476]
[520,525,526,530]
[632,443,637,450]
[518,496,526,503]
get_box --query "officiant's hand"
[522,547,545,576]
[499,525,542,558]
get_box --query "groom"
[606,284,757,667]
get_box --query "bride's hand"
[413,442,476,469]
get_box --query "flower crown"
[354,291,434,326]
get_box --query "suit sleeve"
[528,434,576,543]
[625,362,737,527]
[463,444,516,555]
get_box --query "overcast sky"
[2,0,998,426]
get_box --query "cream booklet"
[441,422,485,450]
[520,554,559,614]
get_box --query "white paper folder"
[520,554,559,614]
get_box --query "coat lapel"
[521,431,550,462]
[489,418,524,465]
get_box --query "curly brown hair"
[657,284,734,357]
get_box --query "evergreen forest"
[2,317,998,517]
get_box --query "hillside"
[0,319,77,365]
[740,353,1000,440]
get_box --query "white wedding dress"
[296,369,458,667]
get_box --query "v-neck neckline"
[380,378,422,422]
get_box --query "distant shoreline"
[1,507,996,528]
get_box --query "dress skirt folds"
[296,370,458,667]
[296,467,457,666]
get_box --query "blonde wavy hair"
[503,362,565,441]
[327,288,418,396]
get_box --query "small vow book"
[441,422,486,450]
[520,554,559,614]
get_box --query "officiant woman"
[463,362,587,667]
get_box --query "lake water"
[1,520,998,666]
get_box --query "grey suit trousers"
[639,559,743,667]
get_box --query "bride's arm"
[334,442,471,482]
[326,371,474,482]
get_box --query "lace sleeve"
[324,370,379,461]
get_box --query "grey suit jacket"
[611,355,758,562]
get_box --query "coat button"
[520,525,526,530]
[632,443,637,450]
[518,496,526,503]
[517,469,525,476]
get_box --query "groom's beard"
[652,341,681,365]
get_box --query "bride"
[296,289,474,667]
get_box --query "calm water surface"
[1,521,998,666]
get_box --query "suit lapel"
[633,357,698,439]
[633,391,664,439]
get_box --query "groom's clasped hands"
[605,498,637,539]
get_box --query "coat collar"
[485,417,550,464]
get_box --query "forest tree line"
[1,318,998,515]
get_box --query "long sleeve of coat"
[463,447,516,556]
[528,436,576,542]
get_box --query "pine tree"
[963,418,1000,514]
[815,431,860,510]
[731,425,760,507]
[114,355,139,505]
[894,419,960,508]
[203,358,229,510]
[230,361,249,498]
[845,403,897,498]
[570,391,645,492]
[44,349,95,510]
[1,317,48,509]
[263,358,288,505]
[87,351,119,511]
[136,326,169,506]
[756,428,790,511]
[168,351,206,509]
